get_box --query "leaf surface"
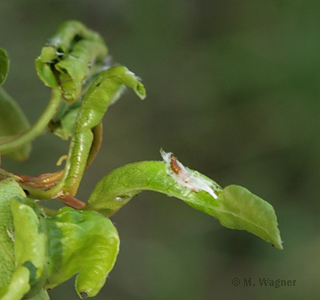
[45,207,120,297]
[0,179,26,290]
[86,161,282,249]
[0,180,48,299]
[0,182,120,299]
[10,197,48,299]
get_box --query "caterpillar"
[160,149,218,199]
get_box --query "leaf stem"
[0,87,61,154]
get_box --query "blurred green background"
[1,0,319,299]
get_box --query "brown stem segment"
[58,194,86,209]
[19,170,64,188]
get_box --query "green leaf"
[85,160,223,217]
[45,207,120,297]
[10,197,48,299]
[0,87,31,160]
[202,185,282,249]
[0,48,9,86]
[0,179,26,290]
[0,182,119,298]
[0,182,48,300]
[85,161,282,249]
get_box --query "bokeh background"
[1,0,319,299]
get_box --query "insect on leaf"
[85,151,282,249]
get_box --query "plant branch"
[0,87,61,154]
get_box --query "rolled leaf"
[54,39,108,102]
[35,20,108,102]
[46,20,105,54]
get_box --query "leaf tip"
[79,291,89,299]
[272,238,284,250]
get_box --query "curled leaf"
[45,207,120,297]
[35,20,108,102]
[46,20,105,54]
[0,179,120,298]
[54,39,108,102]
